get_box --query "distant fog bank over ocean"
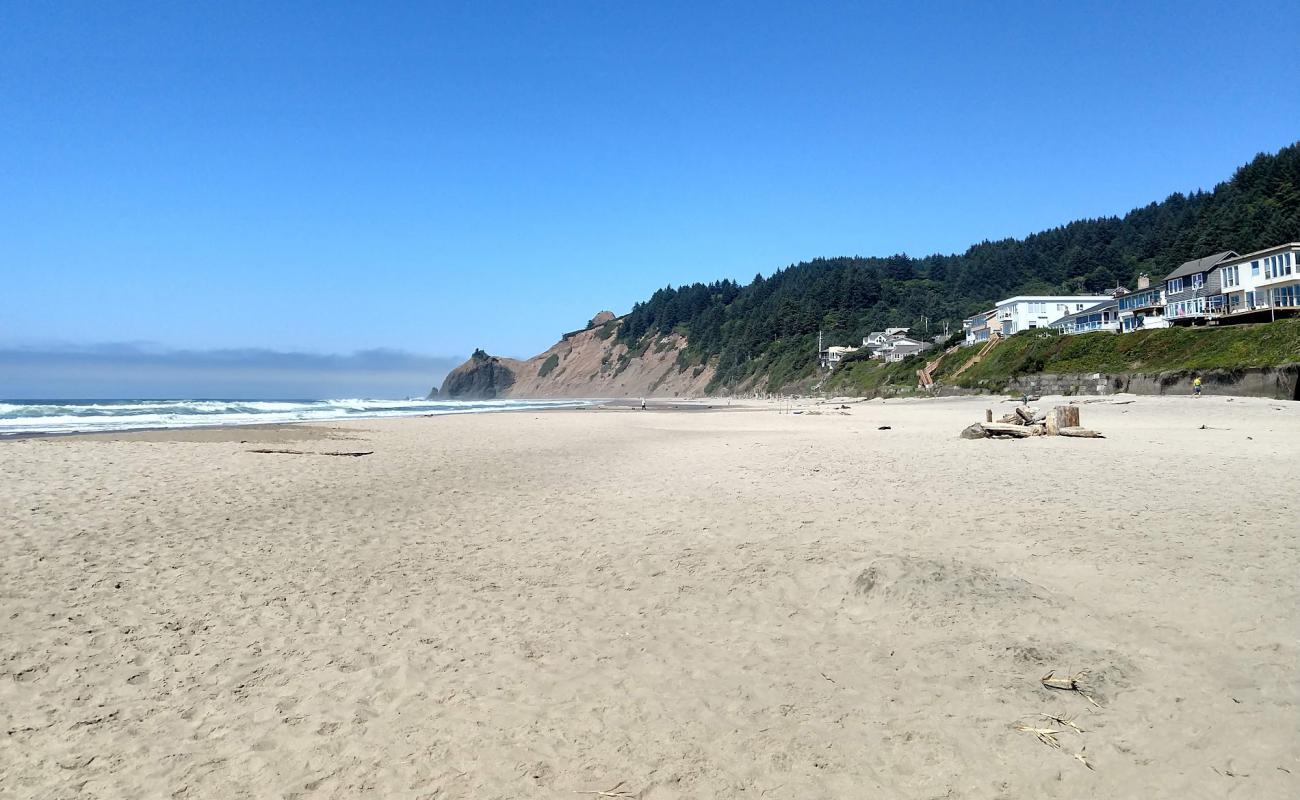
[0,342,465,400]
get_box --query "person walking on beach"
[1193,376,1202,397]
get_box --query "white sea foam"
[0,398,593,435]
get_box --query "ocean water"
[0,398,594,436]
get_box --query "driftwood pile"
[960,404,1103,440]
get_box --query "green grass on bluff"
[826,319,1300,395]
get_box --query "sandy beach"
[2,395,1297,799]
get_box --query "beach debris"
[963,405,1102,440]
[247,449,374,457]
[1015,725,1064,749]
[1014,405,1046,424]
[1034,712,1086,734]
[1048,405,1080,432]
[1057,427,1104,438]
[1041,669,1101,707]
[1073,747,1095,771]
[1212,766,1249,778]
[976,422,1033,438]
[877,425,891,430]
[574,781,638,798]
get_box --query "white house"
[989,295,1113,337]
[862,327,926,360]
[1227,242,1300,312]
[862,327,912,349]
[819,345,859,369]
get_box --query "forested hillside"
[617,143,1300,392]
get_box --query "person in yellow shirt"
[1193,376,1203,397]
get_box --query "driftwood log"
[962,404,1101,440]
[1058,426,1104,438]
[980,422,1034,438]
[1047,405,1080,434]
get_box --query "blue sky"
[3,1,1298,397]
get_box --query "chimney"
[1137,273,1150,290]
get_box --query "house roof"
[1220,242,1300,264]
[1164,251,1236,282]
[994,295,1111,306]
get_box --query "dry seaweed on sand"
[1033,712,1085,733]
[575,781,638,798]
[247,449,374,457]
[1014,725,1064,749]
[1041,669,1101,707]
[1073,747,1095,771]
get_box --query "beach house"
[819,345,859,369]
[862,327,911,350]
[877,335,932,362]
[986,295,1113,337]
[1117,274,1167,331]
[1162,251,1237,324]
[1216,249,1267,316]
[1050,298,1121,335]
[862,328,927,360]
[1243,242,1300,311]
[963,310,1000,345]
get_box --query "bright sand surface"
[2,395,1298,799]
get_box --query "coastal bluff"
[435,350,520,400]
[434,311,715,400]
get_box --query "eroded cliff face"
[438,314,716,399]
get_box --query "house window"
[1168,277,1184,293]
[1191,273,1204,289]
[1252,261,1260,276]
